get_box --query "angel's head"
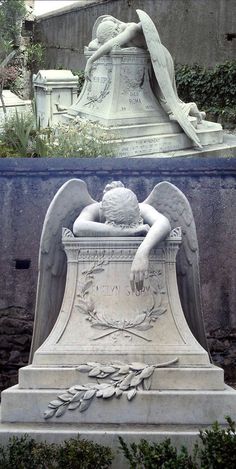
[96,17,125,44]
[101,185,142,228]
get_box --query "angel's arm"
[73,203,149,237]
[85,22,142,79]
[130,203,171,291]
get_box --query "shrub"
[0,435,113,469]
[0,111,117,158]
[175,61,236,126]
[46,118,117,158]
[194,416,236,469]
[119,437,196,469]
[56,437,113,469]
[119,418,236,468]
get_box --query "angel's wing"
[29,179,95,362]
[144,181,208,351]
[136,9,202,150]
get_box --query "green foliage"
[74,70,85,95]
[119,437,196,469]
[26,43,45,72]
[0,434,113,469]
[0,111,117,158]
[175,61,236,125]
[119,418,236,468]
[46,119,117,158]
[0,0,26,51]
[194,416,236,469]
[1,110,34,156]
[55,437,113,469]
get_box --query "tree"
[0,0,26,112]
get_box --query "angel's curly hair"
[101,187,143,228]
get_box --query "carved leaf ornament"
[75,258,167,342]
[44,358,178,419]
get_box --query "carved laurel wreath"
[75,259,167,342]
[44,358,178,419]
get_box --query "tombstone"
[63,11,225,157]
[33,70,78,127]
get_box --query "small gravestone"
[33,70,78,127]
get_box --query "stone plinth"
[64,49,223,157]
[32,231,211,368]
[2,229,233,428]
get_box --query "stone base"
[115,121,223,157]
[0,417,210,469]
[0,387,236,469]
[2,385,236,425]
[18,364,224,391]
[64,113,225,157]
[135,133,236,159]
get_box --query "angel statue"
[84,10,205,149]
[29,179,208,362]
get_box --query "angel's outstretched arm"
[130,203,171,291]
[85,22,142,79]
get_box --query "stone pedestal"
[33,70,78,127]
[64,49,223,156]
[1,230,236,467]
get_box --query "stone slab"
[115,121,223,157]
[19,365,224,391]
[2,386,236,425]
[0,90,31,129]
[134,134,236,158]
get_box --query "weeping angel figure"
[85,10,205,149]
[29,179,208,360]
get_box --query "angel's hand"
[130,252,149,292]
[133,224,150,236]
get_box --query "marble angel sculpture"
[29,179,208,361]
[85,10,205,149]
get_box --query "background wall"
[35,0,236,70]
[0,157,236,392]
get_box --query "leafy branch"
[44,358,178,420]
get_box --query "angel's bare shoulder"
[76,202,100,221]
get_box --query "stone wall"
[35,0,236,70]
[0,157,236,392]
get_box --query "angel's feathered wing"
[136,9,202,150]
[29,179,95,362]
[144,182,208,350]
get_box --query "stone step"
[19,364,224,391]
[2,385,236,425]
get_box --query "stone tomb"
[33,70,78,128]
[64,49,224,157]
[2,228,236,440]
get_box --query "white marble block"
[33,70,78,127]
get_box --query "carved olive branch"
[44,358,178,420]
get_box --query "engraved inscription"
[75,258,167,343]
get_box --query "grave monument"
[1,179,236,466]
[64,10,224,157]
